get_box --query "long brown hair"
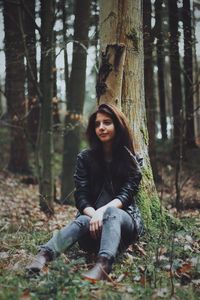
[86,103,135,155]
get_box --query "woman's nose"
[99,122,105,130]
[99,122,104,128]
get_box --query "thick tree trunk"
[155,0,167,141]
[143,0,159,182]
[168,0,183,157]
[39,0,55,214]
[3,0,30,174]
[183,0,196,148]
[61,0,90,204]
[98,0,162,228]
[22,0,39,149]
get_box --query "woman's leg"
[98,206,135,260]
[82,207,135,281]
[26,215,91,274]
[42,215,91,258]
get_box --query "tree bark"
[183,0,196,148]
[168,0,183,157]
[52,30,60,128]
[3,0,30,174]
[155,0,167,141]
[62,0,69,103]
[39,0,55,214]
[98,0,162,227]
[61,0,91,204]
[193,2,200,144]
[22,0,39,149]
[143,0,159,182]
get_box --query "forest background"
[0,0,200,299]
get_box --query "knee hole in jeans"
[103,206,120,222]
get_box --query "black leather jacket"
[74,148,144,236]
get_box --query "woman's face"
[95,112,116,145]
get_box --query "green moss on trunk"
[136,165,182,234]
[136,164,167,232]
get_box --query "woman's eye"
[95,122,100,128]
[104,120,112,125]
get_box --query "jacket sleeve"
[115,163,142,209]
[74,151,92,213]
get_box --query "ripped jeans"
[41,207,136,261]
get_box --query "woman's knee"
[103,206,121,219]
[73,215,90,227]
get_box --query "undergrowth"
[0,213,199,300]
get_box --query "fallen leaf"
[177,262,192,274]
[158,247,168,256]
[0,251,10,259]
[192,279,200,287]
[116,273,126,282]
[184,244,193,252]
[132,243,146,256]
[20,289,31,300]
[152,287,169,299]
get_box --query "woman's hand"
[89,208,104,239]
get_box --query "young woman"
[26,103,144,281]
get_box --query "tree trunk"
[143,0,159,182]
[61,0,90,204]
[52,30,60,127]
[168,0,183,157]
[62,0,69,104]
[39,0,55,214]
[3,0,30,174]
[183,0,196,148]
[98,0,163,228]
[155,0,167,141]
[193,2,200,145]
[22,0,39,149]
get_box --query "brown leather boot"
[26,249,52,275]
[82,256,112,282]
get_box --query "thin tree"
[38,0,55,214]
[168,0,183,157]
[155,0,167,141]
[193,1,200,143]
[97,0,163,227]
[61,0,91,204]
[3,0,30,174]
[183,0,196,148]
[52,30,60,127]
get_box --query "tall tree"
[155,0,167,141]
[168,0,183,157]
[22,0,39,148]
[52,30,60,127]
[183,0,196,148]
[193,1,200,143]
[97,0,162,227]
[38,0,55,214]
[143,0,159,182]
[61,0,91,204]
[61,0,69,104]
[3,0,30,174]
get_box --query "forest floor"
[0,141,200,300]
